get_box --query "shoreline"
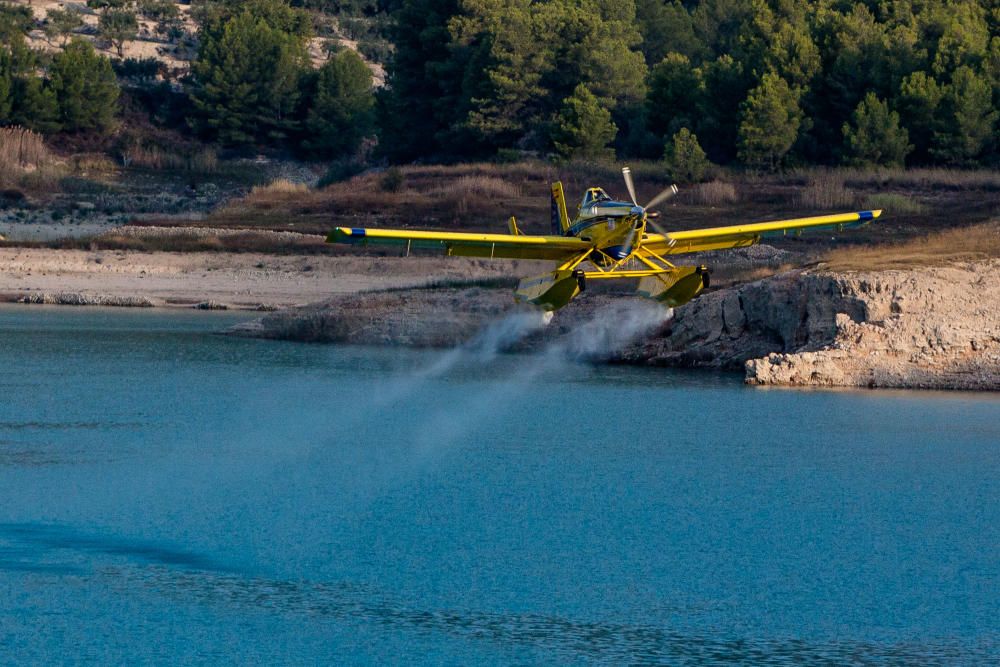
[0,247,535,310]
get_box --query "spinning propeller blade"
[622,167,639,206]
[620,166,678,247]
[644,184,679,211]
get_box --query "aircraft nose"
[631,205,644,216]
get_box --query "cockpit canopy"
[580,188,613,210]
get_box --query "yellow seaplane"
[327,168,881,311]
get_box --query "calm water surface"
[0,305,997,664]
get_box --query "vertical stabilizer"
[550,182,570,235]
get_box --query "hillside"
[14,0,385,81]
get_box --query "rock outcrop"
[229,288,514,347]
[623,260,1000,390]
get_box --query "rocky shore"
[234,259,1000,391]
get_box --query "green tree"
[377,0,463,161]
[930,1,991,79]
[664,128,710,182]
[740,0,819,91]
[807,5,898,162]
[138,0,180,21]
[931,65,998,165]
[635,0,704,65]
[645,52,702,140]
[448,0,550,149]
[2,34,61,133]
[842,92,912,167]
[551,83,617,161]
[189,4,311,145]
[897,71,944,163]
[696,54,752,163]
[538,0,647,111]
[0,3,34,40]
[99,8,139,58]
[690,0,755,59]
[447,0,646,152]
[12,76,61,134]
[737,71,802,170]
[302,50,375,158]
[48,40,120,133]
[44,8,85,47]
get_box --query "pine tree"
[302,50,374,159]
[635,0,704,65]
[842,93,911,167]
[3,35,61,133]
[737,71,802,170]
[931,66,998,165]
[664,128,710,183]
[377,0,462,161]
[697,54,751,163]
[189,7,310,145]
[551,83,618,161]
[48,40,120,133]
[12,76,61,134]
[448,0,646,153]
[646,52,702,140]
[897,71,944,163]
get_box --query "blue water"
[0,305,997,664]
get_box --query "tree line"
[1,0,998,171]
[382,0,1000,169]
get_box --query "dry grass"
[429,175,522,213]
[839,167,1000,191]
[124,145,220,173]
[689,180,738,205]
[823,220,1000,270]
[0,126,62,188]
[860,192,926,215]
[3,231,333,255]
[798,172,856,209]
[69,153,118,174]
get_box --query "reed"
[0,127,54,185]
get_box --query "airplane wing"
[643,210,882,255]
[327,227,591,261]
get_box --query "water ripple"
[3,523,992,664]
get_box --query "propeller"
[622,167,678,246]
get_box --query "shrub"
[380,167,404,192]
[664,128,710,183]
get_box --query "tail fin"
[550,182,570,235]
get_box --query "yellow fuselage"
[565,200,646,263]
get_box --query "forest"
[1,0,998,173]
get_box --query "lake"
[0,305,997,664]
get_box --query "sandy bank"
[0,248,536,309]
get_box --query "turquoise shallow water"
[0,304,998,664]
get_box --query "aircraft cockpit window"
[581,188,612,208]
